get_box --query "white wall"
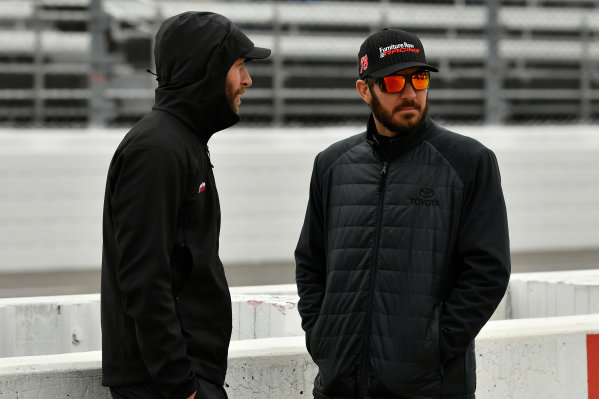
[4,270,599,357]
[0,286,300,358]
[1,314,599,399]
[508,269,599,319]
[475,314,598,399]
[3,272,599,397]
[0,125,598,273]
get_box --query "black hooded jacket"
[101,12,257,399]
[295,115,510,399]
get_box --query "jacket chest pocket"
[179,169,221,245]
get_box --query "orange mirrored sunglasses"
[371,71,430,93]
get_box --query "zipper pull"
[378,162,388,191]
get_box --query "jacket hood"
[151,12,263,143]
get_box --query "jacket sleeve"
[440,148,511,362]
[295,155,327,355]
[110,146,197,399]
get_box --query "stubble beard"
[369,89,429,134]
[226,81,245,114]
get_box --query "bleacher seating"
[0,0,598,125]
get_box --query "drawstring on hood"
[151,12,270,143]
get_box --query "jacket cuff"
[168,378,197,399]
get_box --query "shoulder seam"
[318,132,368,178]
[422,140,465,188]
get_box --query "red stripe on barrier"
[588,334,599,399]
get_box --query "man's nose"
[399,80,417,98]
[241,66,253,87]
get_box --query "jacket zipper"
[179,227,185,247]
[175,230,185,318]
[359,161,388,397]
[175,231,184,309]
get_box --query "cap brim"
[242,46,271,60]
[368,62,439,78]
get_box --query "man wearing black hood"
[101,12,270,399]
[295,29,510,398]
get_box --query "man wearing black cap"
[101,12,270,399]
[296,29,510,399]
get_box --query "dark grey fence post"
[33,0,44,126]
[485,0,506,124]
[88,0,110,127]
[272,4,284,126]
[580,16,591,121]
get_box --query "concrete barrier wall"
[230,285,301,340]
[0,286,300,358]
[1,126,598,273]
[0,282,505,358]
[0,294,101,358]
[508,269,599,319]
[475,315,599,399]
[4,270,599,358]
[1,315,599,399]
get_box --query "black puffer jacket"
[295,115,510,399]
[101,12,256,399]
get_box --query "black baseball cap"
[227,15,270,61]
[358,29,438,80]
[154,12,270,84]
[243,45,271,61]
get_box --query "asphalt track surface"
[0,249,597,298]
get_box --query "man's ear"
[356,79,372,105]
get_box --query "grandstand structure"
[0,0,597,126]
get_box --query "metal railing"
[0,0,597,126]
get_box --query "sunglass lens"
[382,76,406,93]
[412,72,430,90]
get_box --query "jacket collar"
[367,113,433,162]
[152,78,239,145]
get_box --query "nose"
[241,65,252,88]
[399,79,416,99]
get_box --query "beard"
[369,89,429,134]
[226,80,245,113]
